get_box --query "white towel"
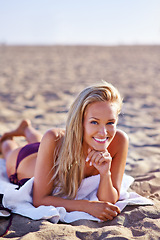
[0,158,153,223]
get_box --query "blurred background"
[0,0,160,46]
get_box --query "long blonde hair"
[52,81,122,199]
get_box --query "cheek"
[107,125,117,136]
[83,123,91,138]
[83,121,88,140]
[83,122,96,144]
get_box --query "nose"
[99,126,107,136]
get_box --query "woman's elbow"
[109,195,119,204]
[108,195,119,204]
[113,189,120,204]
[97,195,118,204]
[33,198,40,208]
[33,194,43,208]
[111,196,119,205]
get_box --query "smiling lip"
[93,137,108,143]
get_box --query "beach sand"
[0,45,160,239]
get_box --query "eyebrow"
[89,117,116,121]
[89,117,100,120]
[108,119,116,121]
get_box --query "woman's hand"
[86,148,112,176]
[86,200,120,221]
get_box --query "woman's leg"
[0,119,42,144]
[0,139,21,177]
[0,120,42,177]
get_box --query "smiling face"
[83,101,118,154]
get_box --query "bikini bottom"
[9,142,40,187]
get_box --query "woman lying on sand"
[0,82,129,222]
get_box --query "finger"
[93,154,103,165]
[103,153,112,161]
[88,148,92,154]
[98,213,111,221]
[103,151,112,159]
[101,214,113,221]
[85,149,95,163]
[86,150,98,165]
[98,215,108,222]
[98,156,110,165]
[101,211,115,221]
[115,206,121,214]
[108,203,121,214]
[91,154,104,166]
[91,153,108,166]
[104,207,118,217]
[86,149,96,160]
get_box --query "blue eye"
[107,122,115,125]
[91,121,98,125]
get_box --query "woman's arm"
[33,129,65,207]
[98,129,129,203]
[87,129,129,203]
[33,129,120,221]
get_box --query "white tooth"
[94,138,106,142]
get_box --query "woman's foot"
[0,119,31,143]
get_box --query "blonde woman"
[0,82,128,221]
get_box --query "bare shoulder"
[115,129,129,143]
[108,129,129,156]
[43,128,65,142]
[40,128,65,152]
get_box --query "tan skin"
[0,101,129,221]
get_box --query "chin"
[92,144,109,152]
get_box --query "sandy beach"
[0,45,160,239]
